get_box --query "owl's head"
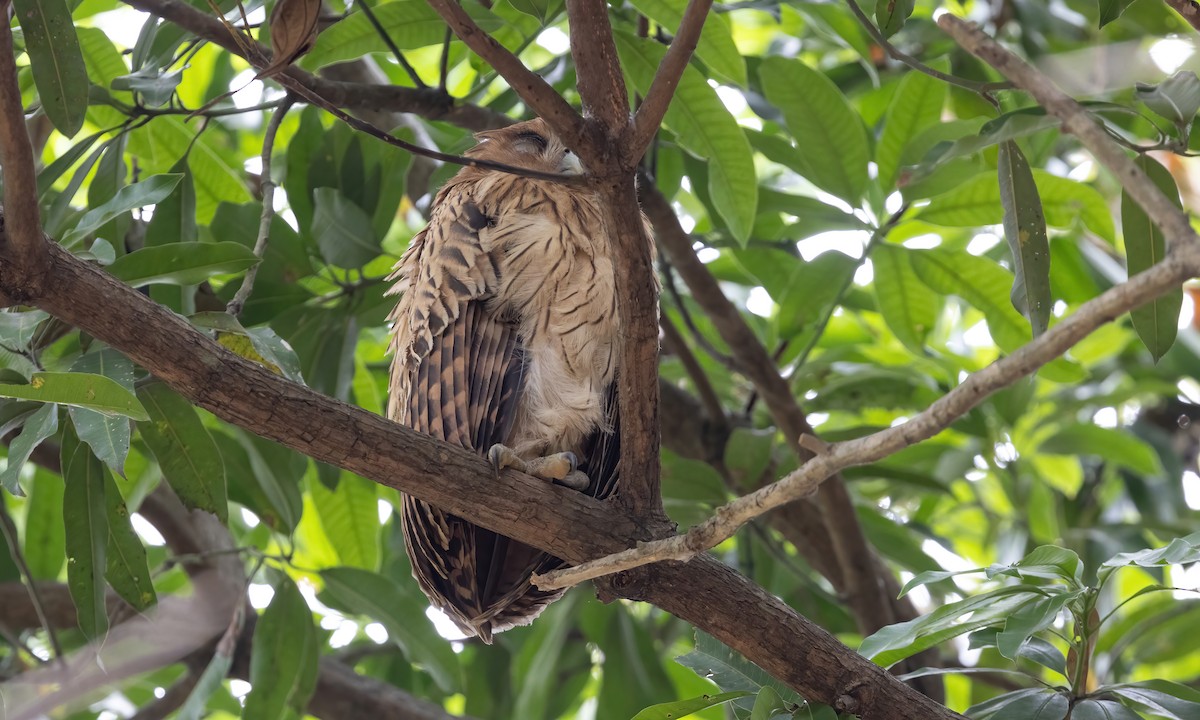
[468,118,584,176]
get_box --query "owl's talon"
[559,470,589,491]
[488,445,583,484]
[488,444,527,478]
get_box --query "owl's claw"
[487,445,588,490]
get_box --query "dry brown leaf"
[259,0,321,78]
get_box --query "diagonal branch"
[534,247,1200,589]
[566,0,630,138]
[422,0,587,153]
[626,0,713,159]
[0,18,50,296]
[938,14,1198,248]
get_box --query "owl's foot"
[488,445,590,491]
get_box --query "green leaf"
[1101,532,1200,579]
[776,251,858,339]
[989,545,1085,586]
[111,67,182,107]
[37,130,104,200]
[244,571,319,720]
[309,472,379,570]
[62,174,183,246]
[1107,679,1200,720]
[626,0,746,85]
[872,245,938,353]
[1098,0,1136,27]
[860,586,1039,667]
[919,170,1114,243]
[145,156,198,247]
[878,70,945,190]
[512,592,582,718]
[898,567,986,597]
[750,685,790,720]
[214,430,303,533]
[0,372,148,420]
[62,429,109,640]
[108,241,259,287]
[103,470,156,611]
[1136,71,1200,125]
[997,141,1051,336]
[136,382,228,522]
[976,689,1069,720]
[908,248,1028,352]
[632,691,753,720]
[1123,155,1183,362]
[320,567,461,692]
[758,56,869,205]
[24,469,66,580]
[177,636,236,720]
[996,590,1078,659]
[615,32,757,243]
[69,349,135,477]
[676,631,803,713]
[311,187,381,269]
[0,403,58,496]
[875,0,914,38]
[191,312,305,383]
[1040,424,1162,476]
[1071,699,1143,720]
[13,0,88,137]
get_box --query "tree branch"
[938,14,1198,248]
[0,17,49,298]
[566,0,630,140]
[627,0,713,159]
[533,248,1200,588]
[422,0,588,154]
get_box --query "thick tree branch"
[566,0,630,140]
[422,0,587,153]
[939,15,1198,248]
[0,18,49,297]
[1165,0,1200,32]
[535,249,1200,587]
[627,0,713,159]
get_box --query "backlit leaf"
[997,141,1051,336]
[108,242,259,287]
[1123,155,1183,362]
[136,382,228,522]
[0,372,147,420]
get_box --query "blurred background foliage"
[2,0,1200,718]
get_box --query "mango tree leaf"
[136,382,228,522]
[1040,424,1162,476]
[320,566,461,692]
[69,349,135,477]
[13,0,88,137]
[312,188,381,269]
[108,241,259,287]
[676,631,803,714]
[878,70,945,190]
[0,403,58,496]
[997,140,1051,336]
[1098,0,1136,27]
[872,245,938,353]
[214,430,303,533]
[1135,71,1200,126]
[37,130,104,200]
[875,0,915,38]
[626,0,746,85]
[512,592,582,718]
[244,571,319,720]
[750,685,790,720]
[632,691,753,720]
[996,590,1079,659]
[759,56,869,205]
[1107,679,1200,720]
[0,372,147,420]
[62,430,109,640]
[1123,155,1183,362]
[103,471,156,611]
[1071,699,1143,720]
[24,468,66,580]
[919,170,1114,243]
[309,472,379,570]
[616,32,757,243]
[62,174,183,246]
[1101,532,1200,583]
[190,312,304,383]
[988,545,1085,586]
[976,689,1069,720]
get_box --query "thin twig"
[227,95,295,317]
[0,17,49,288]
[533,249,1200,590]
[438,27,453,92]
[844,0,1011,98]
[0,507,64,662]
[661,259,737,370]
[938,15,1198,248]
[627,0,713,158]
[660,312,729,432]
[356,0,428,88]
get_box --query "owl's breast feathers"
[387,166,636,641]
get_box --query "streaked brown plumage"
[386,118,644,642]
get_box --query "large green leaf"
[626,0,746,85]
[676,631,803,715]
[312,188,381,269]
[920,170,1115,243]
[320,566,462,692]
[69,349,135,477]
[875,0,915,37]
[103,470,156,611]
[108,241,259,287]
[136,382,228,522]
[1098,0,1137,26]
[309,472,379,570]
[0,372,147,420]
[214,430,303,533]
[244,571,319,720]
[24,468,66,580]
[0,403,58,496]
[1107,679,1200,720]
[632,692,753,720]
[872,244,938,353]
[908,248,1029,353]
[616,32,757,243]
[62,174,183,247]
[62,429,109,640]
[1123,155,1182,362]
[758,56,869,205]
[13,0,88,137]
[1040,423,1162,476]
[997,141,1051,336]
[877,70,945,190]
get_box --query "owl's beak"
[559,151,585,176]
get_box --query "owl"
[386,118,643,642]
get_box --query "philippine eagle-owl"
[387,118,643,642]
